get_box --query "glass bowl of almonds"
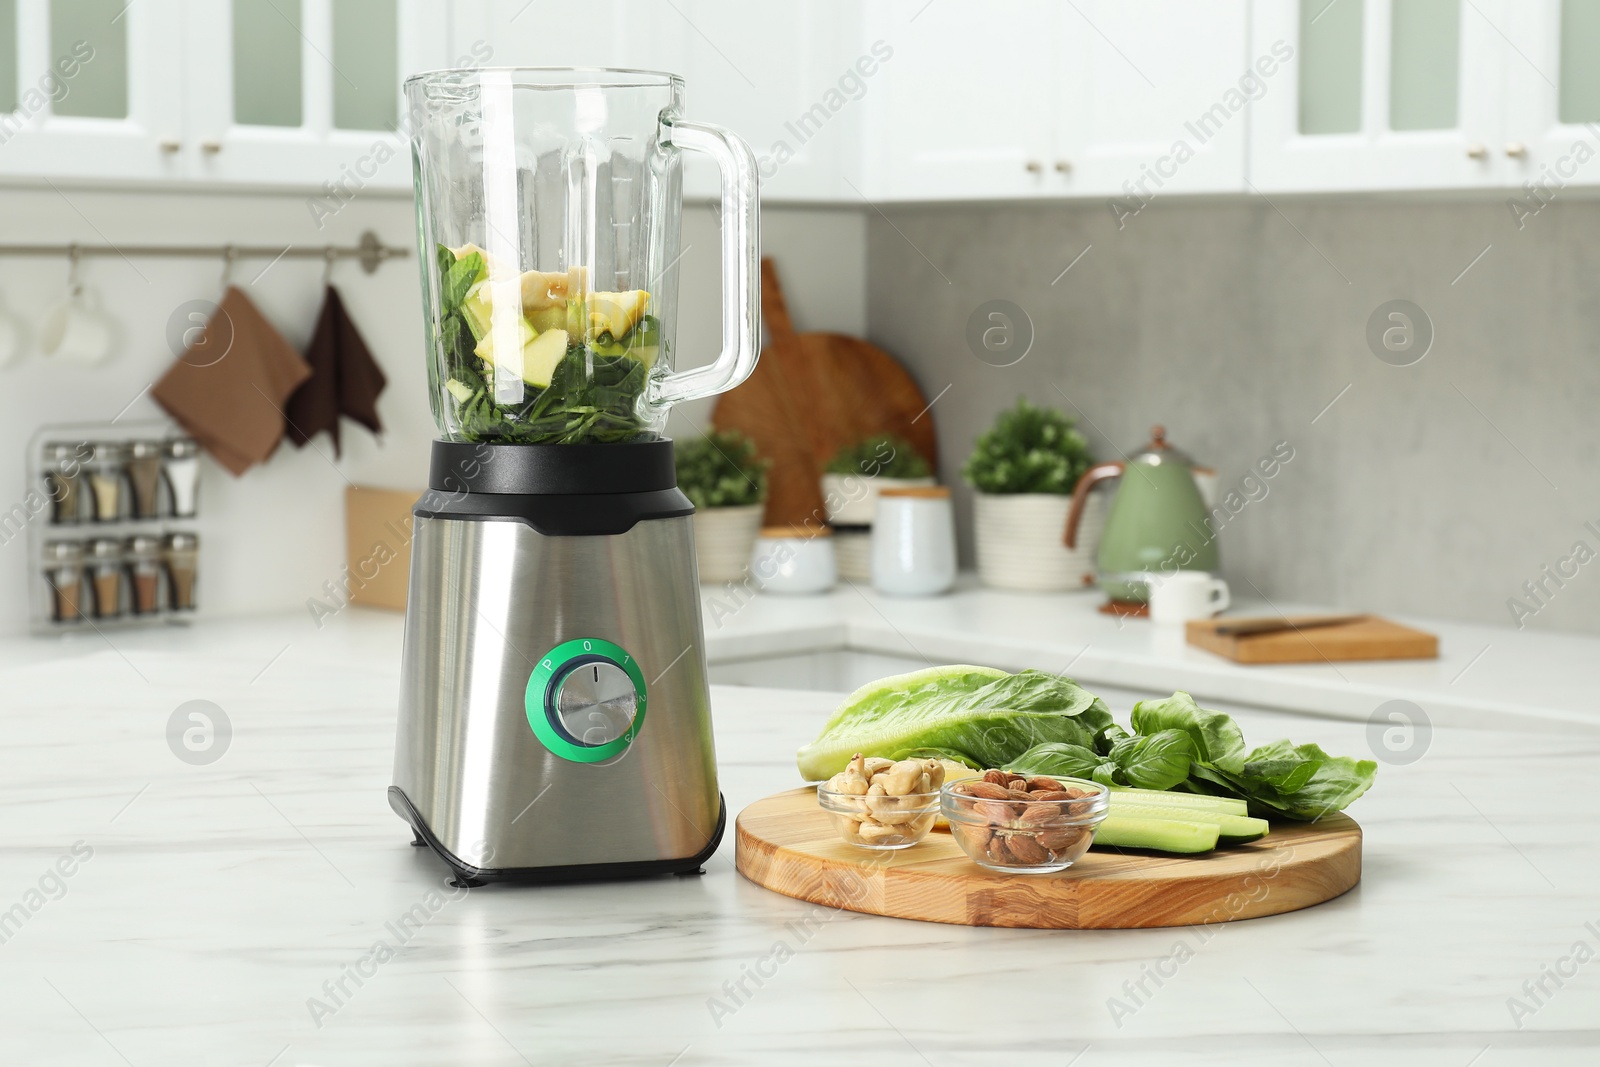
[817,754,945,850]
[942,770,1109,873]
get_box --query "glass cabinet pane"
[1559,0,1600,123]
[0,0,15,113]
[50,0,127,119]
[1389,0,1460,130]
[233,0,303,127]
[332,0,397,130]
[1299,0,1364,134]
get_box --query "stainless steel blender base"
[392,512,723,882]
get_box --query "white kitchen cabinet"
[861,0,1057,201]
[182,0,452,193]
[1248,0,1513,192]
[862,0,1249,202]
[673,0,863,201]
[450,0,861,202]
[1497,2,1600,204]
[0,0,186,182]
[1055,0,1250,199]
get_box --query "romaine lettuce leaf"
[795,667,1113,781]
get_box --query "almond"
[1031,790,1076,802]
[1005,788,1035,802]
[959,781,1013,801]
[985,835,1014,864]
[1035,827,1085,853]
[982,769,1009,786]
[1025,776,1063,792]
[1017,806,1062,829]
[1006,832,1051,865]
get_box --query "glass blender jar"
[392,68,759,887]
[408,67,757,445]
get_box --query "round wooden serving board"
[735,788,1362,930]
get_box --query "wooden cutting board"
[736,788,1361,930]
[1186,615,1438,664]
[712,259,938,526]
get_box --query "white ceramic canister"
[871,486,956,596]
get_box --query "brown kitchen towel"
[152,286,311,477]
[285,285,387,457]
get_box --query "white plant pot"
[834,527,873,583]
[821,473,937,526]
[972,491,1106,593]
[692,504,764,584]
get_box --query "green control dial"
[525,638,647,763]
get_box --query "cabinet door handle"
[1024,160,1043,174]
[1054,160,1072,173]
[1504,141,1527,158]
[1465,142,1487,159]
[158,138,181,153]
[200,140,223,155]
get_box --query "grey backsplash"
[865,197,1600,635]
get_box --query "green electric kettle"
[1064,426,1217,603]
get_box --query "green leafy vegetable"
[430,244,655,444]
[1007,729,1193,790]
[795,667,1112,781]
[1129,691,1247,773]
[1187,739,1376,821]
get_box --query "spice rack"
[23,421,202,635]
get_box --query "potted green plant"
[962,399,1101,592]
[676,430,769,584]
[820,433,936,526]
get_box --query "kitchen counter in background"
[2,590,1597,1063]
[702,580,1600,733]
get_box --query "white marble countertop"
[3,594,1598,1064]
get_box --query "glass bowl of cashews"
[816,753,946,850]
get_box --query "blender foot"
[409,831,427,847]
[448,875,486,889]
[674,866,707,877]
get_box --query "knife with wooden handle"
[1208,614,1368,638]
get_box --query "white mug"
[872,487,956,596]
[40,283,114,365]
[750,527,837,594]
[1148,570,1230,624]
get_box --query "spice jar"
[42,540,85,623]
[43,442,88,524]
[86,537,124,619]
[125,534,163,615]
[163,531,199,611]
[126,440,165,520]
[163,438,200,518]
[88,442,126,522]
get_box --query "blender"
[389,68,759,885]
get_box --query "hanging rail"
[0,229,408,274]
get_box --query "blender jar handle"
[648,117,761,412]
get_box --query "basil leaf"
[1130,691,1247,773]
[1107,729,1195,791]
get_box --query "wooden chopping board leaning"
[713,258,937,527]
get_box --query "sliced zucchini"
[1108,800,1269,843]
[1108,788,1249,816]
[1093,814,1220,854]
